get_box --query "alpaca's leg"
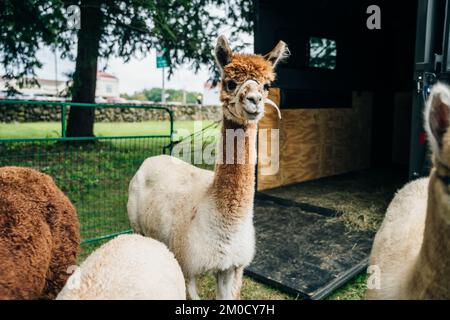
[216,268,236,300]
[187,277,200,300]
[231,266,244,300]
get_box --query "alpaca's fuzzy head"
[214,35,289,125]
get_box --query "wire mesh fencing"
[0,100,173,248]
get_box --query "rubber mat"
[245,193,375,300]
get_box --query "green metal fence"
[0,100,174,248]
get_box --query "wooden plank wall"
[257,88,373,191]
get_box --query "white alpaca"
[366,83,450,299]
[127,35,289,300]
[56,234,186,300]
[365,177,429,299]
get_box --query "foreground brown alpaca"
[0,167,79,299]
[366,83,450,299]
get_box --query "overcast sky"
[35,31,253,95]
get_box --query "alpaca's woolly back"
[0,166,79,299]
[57,234,186,300]
[128,155,215,267]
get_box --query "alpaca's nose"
[246,93,262,105]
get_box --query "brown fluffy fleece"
[0,166,79,300]
[220,53,276,105]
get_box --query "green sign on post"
[156,55,169,68]
[156,51,169,103]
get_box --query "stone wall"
[0,103,222,123]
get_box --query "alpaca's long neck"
[409,164,450,299]
[212,116,257,220]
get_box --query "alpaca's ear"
[264,41,290,68]
[425,83,450,154]
[215,35,232,73]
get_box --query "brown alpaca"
[0,166,79,299]
[128,35,289,299]
[366,83,450,299]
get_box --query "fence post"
[169,108,174,153]
[61,103,67,137]
[162,107,174,155]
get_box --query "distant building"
[0,77,67,100]
[202,80,221,105]
[0,71,120,102]
[96,71,120,101]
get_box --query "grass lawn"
[0,120,216,139]
[0,120,367,300]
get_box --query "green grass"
[196,273,296,300]
[327,273,368,300]
[0,120,214,139]
[0,120,367,300]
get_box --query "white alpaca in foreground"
[366,83,450,299]
[56,234,185,300]
[127,35,289,300]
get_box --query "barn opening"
[255,0,420,227]
[247,0,450,298]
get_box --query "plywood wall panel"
[257,89,373,191]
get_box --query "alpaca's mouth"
[243,109,262,119]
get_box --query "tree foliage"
[0,0,72,90]
[0,0,253,137]
[0,0,253,83]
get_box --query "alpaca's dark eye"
[226,80,237,91]
[263,83,270,91]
